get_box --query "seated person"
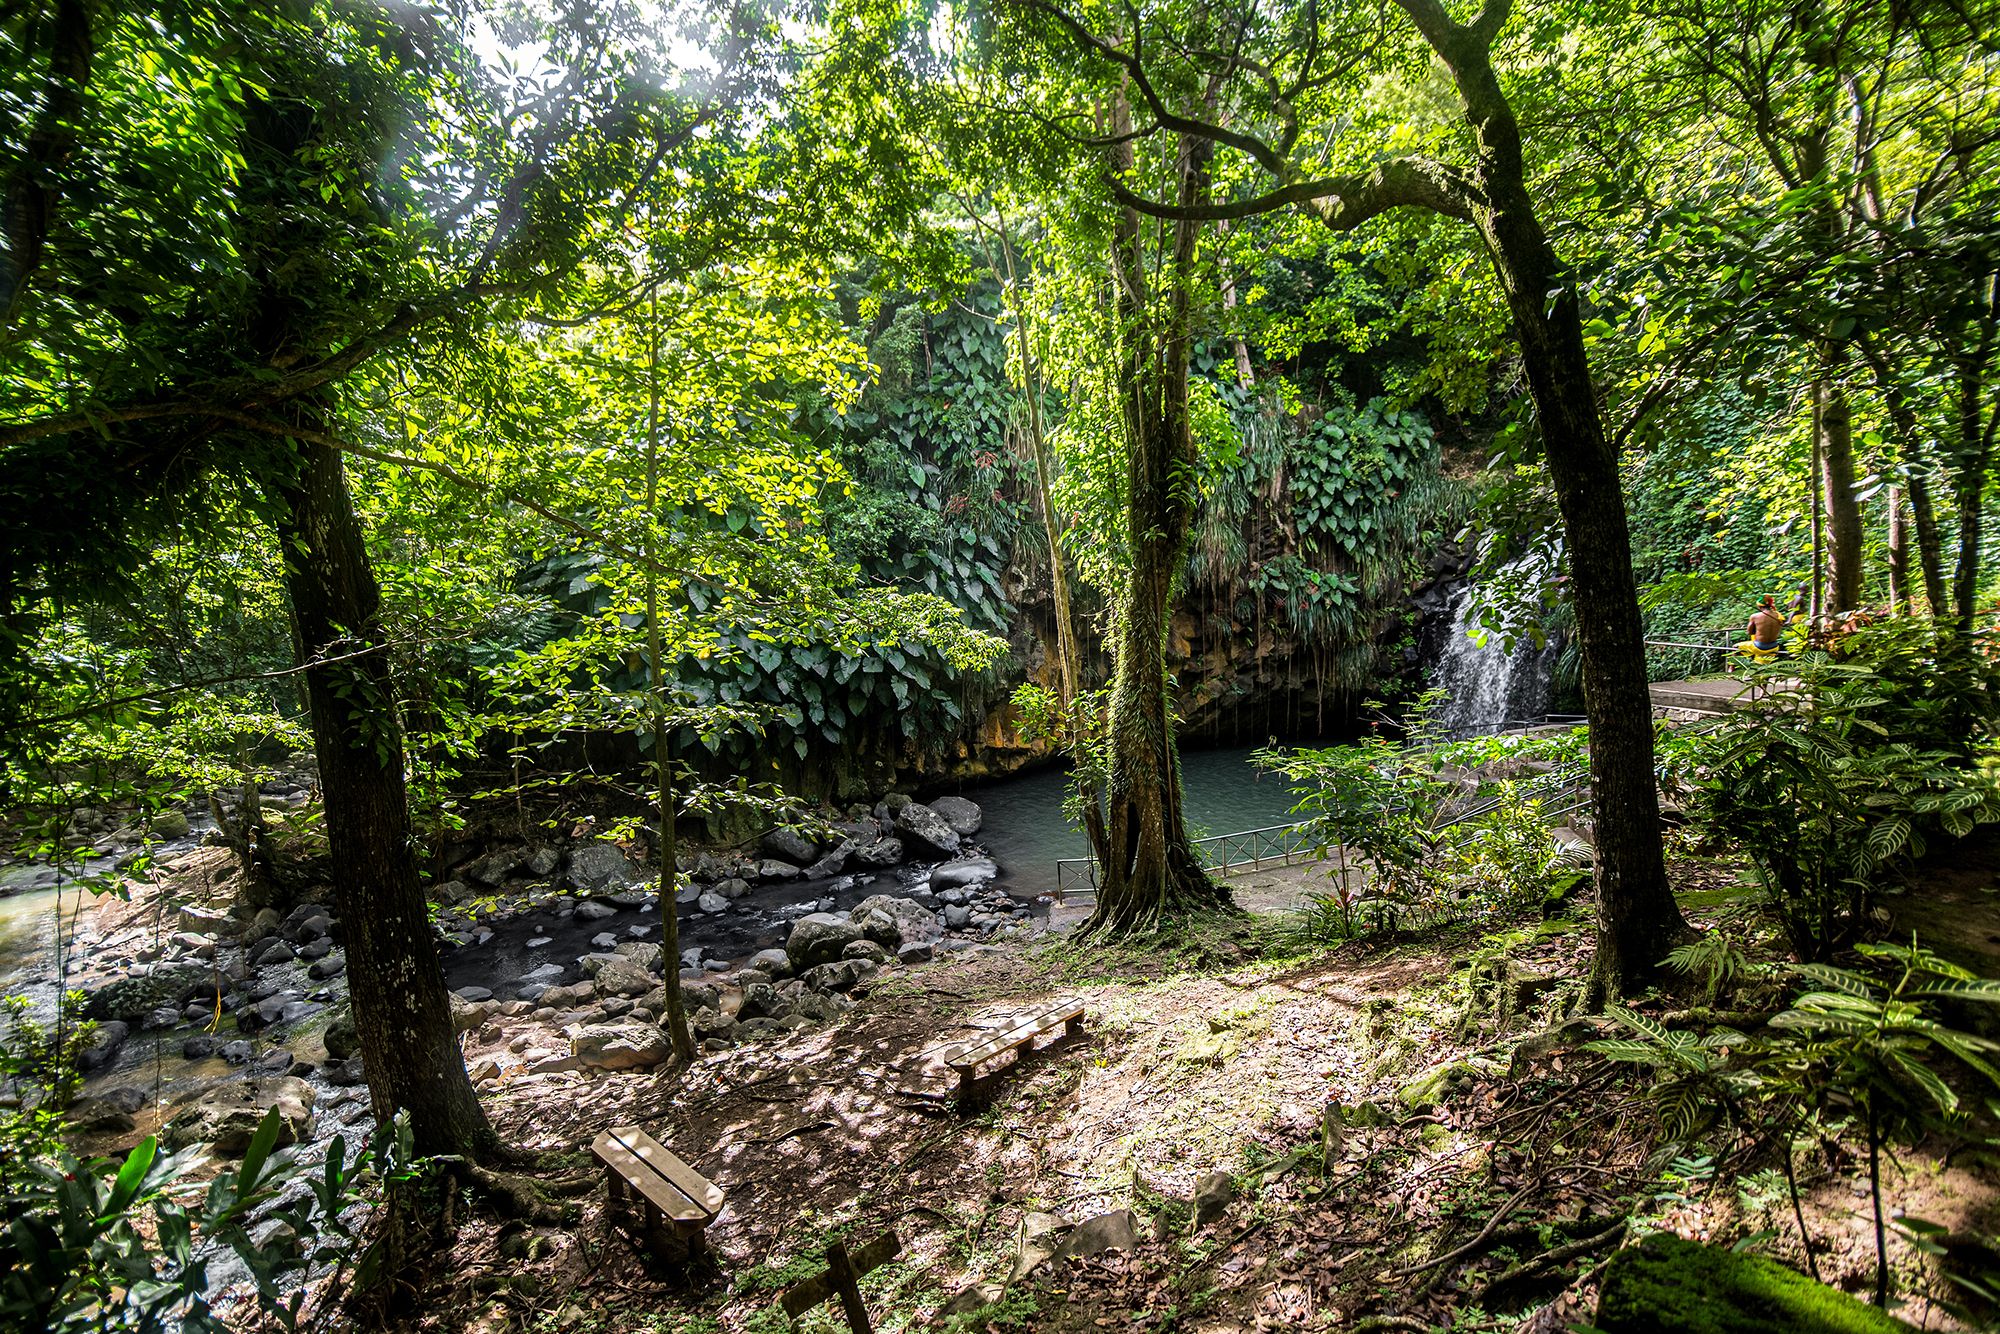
[1735,595,1788,662]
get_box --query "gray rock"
[573,899,617,922]
[696,892,729,914]
[754,859,803,881]
[851,838,905,869]
[613,940,664,972]
[746,947,793,978]
[1053,1209,1139,1261]
[467,847,525,885]
[691,1007,738,1042]
[453,986,494,1003]
[571,1022,671,1071]
[928,795,984,837]
[296,938,333,961]
[713,878,751,900]
[943,905,972,929]
[738,981,782,1020]
[524,847,560,878]
[591,932,618,949]
[142,1005,182,1031]
[450,994,485,1033]
[431,878,474,906]
[324,1008,359,1060]
[680,979,721,1014]
[786,912,864,970]
[793,990,853,1022]
[161,1077,316,1155]
[306,955,344,980]
[567,844,637,893]
[802,846,853,879]
[1193,1171,1236,1227]
[277,1001,321,1025]
[851,894,945,948]
[594,958,656,998]
[893,803,961,858]
[930,856,998,889]
[86,965,211,1022]
[842,938,892,965]
[760,827,819,866]
[184,1035,220,1059]
[896,941,936,964]
[149,809,192,840]
[801,959,874,993]
[78,1020,129,1072]
[517,963,566,984]
[219,1039,255,1065]
[253,939,295,967]
[1010,1212,1071,1282]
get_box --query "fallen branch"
[1477,1216,1629,1299]
[1393,1179,1540,1277]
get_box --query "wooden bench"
[946,1000,1086,1102]
[591,1125,724,1258]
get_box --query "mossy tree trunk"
[1084,102,1232,934]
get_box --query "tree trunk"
[645,283,696,1063]
[273,421,497,1159]
[1087,112,1230,934]
[1886,485,1906,612]
[1818,378,1865,615]
[1410,2,1684,999]
[1949,273,1995,630]
[1863,352,1950,613]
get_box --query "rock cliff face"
[737,544,1464,805]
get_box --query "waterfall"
[1430,549,1561,735]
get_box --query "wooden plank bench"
[591,1124,724,1258]
[946,1000,1085,1102]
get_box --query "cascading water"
[1429,547,1562,735]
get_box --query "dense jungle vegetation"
[0,0,1997,1330]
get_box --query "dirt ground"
[362,842,2000,1334]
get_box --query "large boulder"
[786,912,865,970]
[85,965,211,1023]
[927,796,984,837]
[593,957,656,998]
[894,803,961,858]
[613,940,664,972]
[929,857,998,890]
[566,844,637,893]
[851,895,944,949]
[323,1008,360,1060]
[162,1077,315,1155]
[801,958,875,993]
[466,847,525,885]
[571,1022,672,1071]
[851,838,906,869]
[77,1020,129,1073]
[745,947,793,978]
[759,827,819,866]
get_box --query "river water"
[949,746,1312,896]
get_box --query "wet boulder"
[927,796,983,837]
[85,964,211,1023]
[894,803,961,858]
[754,859,803,882]
[760,827,819,866]
[77,1020,129,1073]
[593,957,656,998]
[929,857,998,890]
[162,1077,315,1156]
[566,844,637,893]
[786,912,864,970]
[851,838,906,869]
[323,1008,360,1060]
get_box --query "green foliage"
[1672,622,2000,958]
[0,1107,416,1332]
[1595,1232,1918,1334]
[0,994,94,1196]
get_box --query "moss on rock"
[1596,1233,1917,1334]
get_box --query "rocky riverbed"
[2,785,1048,1163]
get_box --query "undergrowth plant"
[1678,623,2000,959]
[1590,942,2000,1303]
[0,1106,417,1332]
